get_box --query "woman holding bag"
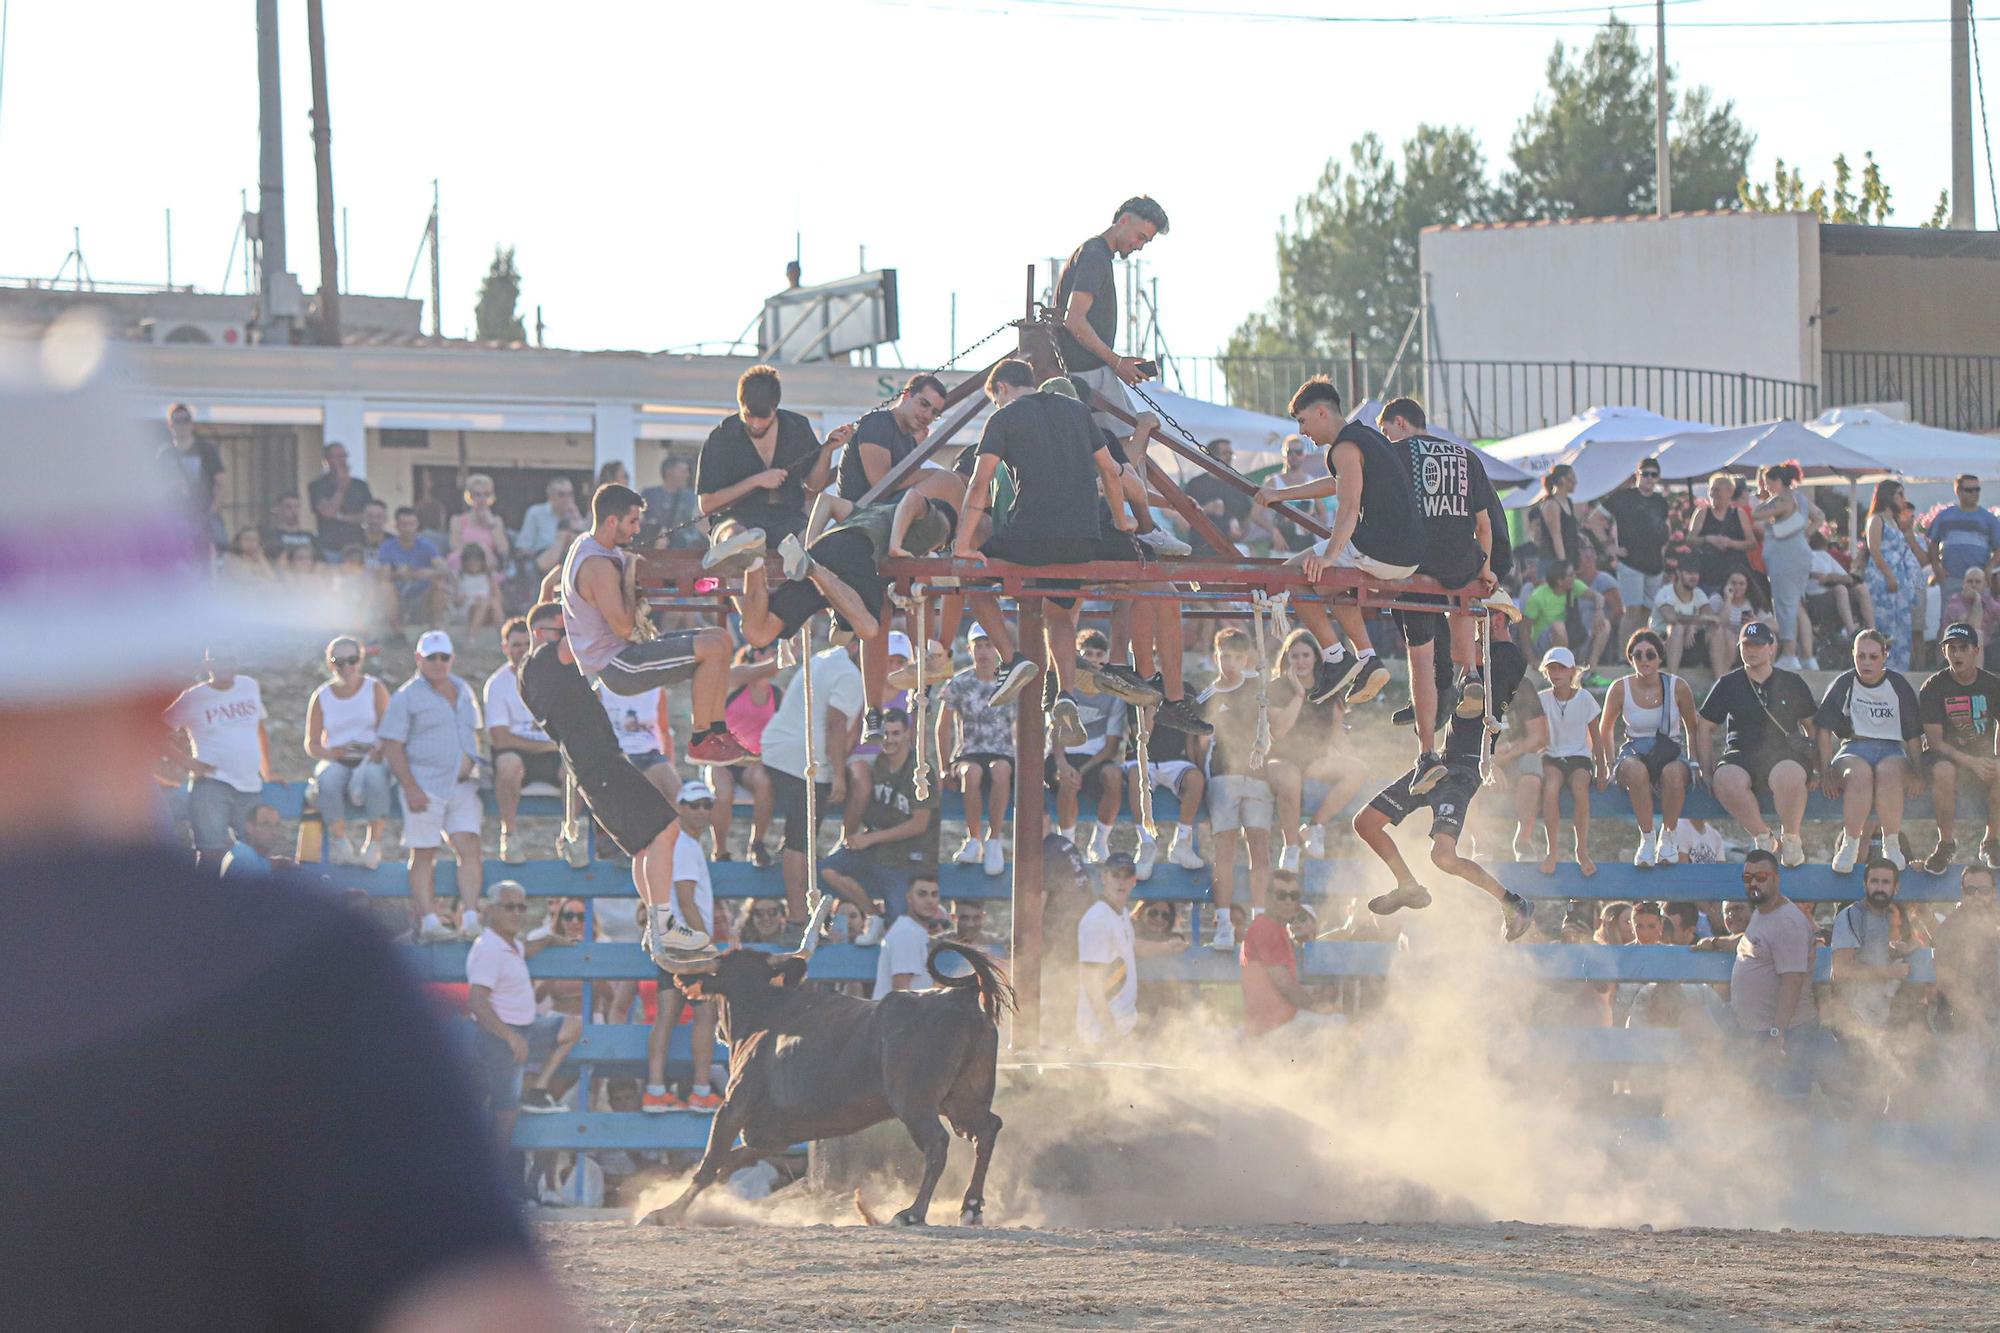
[1597,628,1699,869]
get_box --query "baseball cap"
[887,630,914,660]
[677,779,715,804]
[1739,620,1777,646]
[1102,852,1137,873]
[969,625,991,643]
[1941,620,1982,648]
[1540,645,1577,671]
[416,629,455,657]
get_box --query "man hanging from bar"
[694,363,845,573]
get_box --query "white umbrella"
[1492,406,1719,508]
[1648,419,1892,483]
[1807,407,2000,481]
[1348,398,1533,485]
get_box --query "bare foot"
[1577,850,1597,877]
[1539,851,1558,875]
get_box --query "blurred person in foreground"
[0,321,569,1330]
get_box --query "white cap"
[1540,645,1577,671]
[677,779,715,803]
[416,629,455,657]
[0,314,339,706]
[887,630,914,660]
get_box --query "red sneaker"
[684,1089,724,1111]
[685,731,752,767]
[642,1088,683,1113]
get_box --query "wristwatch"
[1766,1027,1783,1040]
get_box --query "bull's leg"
[649,1101,753,1225]
[954,1112,1003,1227]
[890,1110,952,1227]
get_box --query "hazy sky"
[0,1,1986,373]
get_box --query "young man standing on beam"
[1254,376,1425,709]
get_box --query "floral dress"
[1866,521,1924,670]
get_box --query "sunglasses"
[1640,471,1661,479]
[496,902,527,912]
[683,800,715,811]
[1274,891,1302,901]
[423,652,452,662]
[330,655,360,667]
[1629,648,1659,662]
[558,911,586,922]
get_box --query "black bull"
[654,940,1015,1226]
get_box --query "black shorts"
[1393,592,1449,649]
[1717,746,1814,802]
[957,751,1014,784]
[763,762,832,854]
[598,630,704,697]
[519,641,675,857]
[1368,764,1481,840]
[983,529,1095,608]
[1091,503,1143,563]
[1542,754,1594,780]
[766,528,890,640]
[499,749,564,787]
[1045,751,1119,803]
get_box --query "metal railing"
[1822,350,2000,434]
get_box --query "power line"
[918,0,1996,30]
[1975,0,1999,226]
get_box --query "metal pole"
[1348,330,1360,410]
[1024,263,1036,320]
[254,0,287,333]
[429,180,441,340]
[1010,596,1047,1052]
[164,209,172,289]
[950,291,957,363]
[1419,271,1433,411]
[306,0,341,345]
[341,206,349,294]
[1952,0,1976,228]
[1655,0,1672,217]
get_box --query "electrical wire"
[894,0,1996,30]
[1974,0,1999,227]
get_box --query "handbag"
[1637,673,1683,780]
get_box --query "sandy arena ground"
[546,1217,2000,1330]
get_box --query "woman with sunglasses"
[1527,463,1581,577]
[1597,629,1698,868]
[1864,479,1924,671]
[303,636,391,868]
[1264,628,1361,869]
[527,897,590,1024]
[705,643,783,866]
[448,472,512,570]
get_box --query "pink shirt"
[725,682,781,755]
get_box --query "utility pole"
[165,209,173,289]
[429,180,442,340]
[306,0,341,345]
[1654,0,1672,217]
[254,0,290,340]
[1952,0,1976,229]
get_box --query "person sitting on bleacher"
[1597,628,1699,869]
[486,617,562,867]
[467,881,581,1126]
[219,802,289,880]
[822,709,939,947]
[1697,619,1817,868]
[1123,701,1205,880]
[1056,630,1128,865]
[695,364,843,572]
[1534,646,1602,877]
[872,874,950,1000]
[1816,629,1923,874]
[1265,628,1363,873]
[1240,870,1343,1037]
[940,627,1018,877]
[304,635,390,870]
[1193,627,1272,953]
[1918,621,2000,875]
[1828,856,1928,1114]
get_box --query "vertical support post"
[306,0,341,346]
[429,180,442,340]
[1347,330,1359,411]
[1010,595,1047,1053]
[1025,264,1036,320]
[1952,0,1976,230]
[1654,0,1672,218]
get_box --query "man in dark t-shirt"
[1918,621,2000,873]
[306,441,375,555]
[834,373,948,502]
[1054,195,1169,475]
[1698,619,1817,866]
[1599,458,1670,643]
[820,710,940,934]
[695,363,840,569]
[1185,438,1255,555]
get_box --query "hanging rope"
[797,620,824,952]
[911,584,933,802]
[1477,608,1497,785]
[1264,590,1294,643]
[1132,705,1157,845]
[1247,592,1275,769]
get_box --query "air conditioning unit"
[140,318,248,347]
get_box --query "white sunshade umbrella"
[1807,407,2000,481]
[1493,406,1719,508]
[1646,419,1893,484]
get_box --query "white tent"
[1495,407,1720,509]
[1347,398,1533,485]
[1807,407,2000,481]
[1646,419,1891,484]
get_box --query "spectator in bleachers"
[1749,463,1813,672]
[1688,472,1756,594]
[708,643,782,866]
[825,709,938,946]
[377,505,449,637]
[257,492,317,564]
[1599,628,1698,868]
[222,527,276,584]
[453,544,503,634]
[448,473,513,571]
[760,640,863,926]
[1535,646,1602,876]
[306,441,373,555]
[1077,854,1150,1047]
[1599,457,1671,646]
[305,635,390,869]
[600,684,677,798]
[157,400,224,545]
[735,898,791,946]
[1266,628,1361,871]
[467,881,580,1134]
[516,476,583,567]
[873,874,949,1000]
[1594,901,1636,945]
[164,646,272,872]
[219,802,288,879]
[1661,901,1707,945]
[1864,479,1925,671]
[1524,560,1602,664]
[941,626,1017,876]
[527,896,589,1033]
[1816,629,1923,873]
[1124,703,1205,879]
[358,497,389,556]
[1630,901,1666,944]
[484,617,560,866]
[1918,621,2000,874]
[1706,849,1821,1098]
[1526,463,1583,577]
[1195,627,1271,952]
[379,631,486,942]
[277,543,319,589]
[644,781,724,1112]
[1490,660,1550,863]
[1708,570,1763,675]
[1807,529,1873,640]
[641,455,704,550]
[951,898,989,945]
[1270,435,1329,553]
[1241,870,1342,1037]
[1930,864,2000,1046]
[1054,630,1127,864]
[1926,474,2000,586]
[1944,567,2000,668]
[1699,620,1816,867]
[1829,857,1926,1113]
[1574,542,1623,674]
[1650,545,1716,674]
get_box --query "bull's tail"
[927,941,1017,1022]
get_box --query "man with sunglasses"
[1927,474,2000,587]
[1698,619,1817,867]
[1600,458,1671,646]
[646,782,725,1112]
[379,631,486,943]
[1272,434,1327,554]
[1241,870,1341,1037]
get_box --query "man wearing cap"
[379,631,487,942]
[1698,620,1818,867]
[1077,853,1142,1047]
[163,645,272,872]
[2,333,565,1329]
[645,781,725,1112]
[1918,621,2000,873]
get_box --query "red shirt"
[1239,914,1298,1036]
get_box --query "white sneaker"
[359,840,383,871]
[1654,839,1680,867]
[1085,828,1112,864]
[1304,824,1327,859]
[1277,843,1301,873]
[1207,912,1236,951]
[955,836,984,866]
[1136,526,1191,557]
[1168,831,1204,870]
[854,914,887,947]
[1884,838,1908,870]
[557,831,591,870]
[500,829,527,866]
[983,838,1006,877]
[459,911,483,941]
[417,914,458,943]
[1135,837,1159,881]
[1751,833,1777,854]
[1634,828,1656,868]
[778,533,811,582]
[647,906,713,957]
[328,839,356,867]
[1830,833,1858,875]
[1779,833,1806,868]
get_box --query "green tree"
[474,246,526,343]
[1224,125,1496,410]
[1740,152,1949,227]
[1503,15,1754,218]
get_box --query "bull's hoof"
[891,1209,927,1227]
[959,1204,983,1227]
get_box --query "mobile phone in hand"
[1135,359,1160,379]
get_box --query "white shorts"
[1208,773,1273,832]
[1069,364,1144,438]
[401,780,483,848]
[1311,537,1418,582]
[1616,565,1661,607]
[1124,758,1197,793]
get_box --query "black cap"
[1942,620,1982,648]
[1740,620,1777,646]
[1103,852,1137,873]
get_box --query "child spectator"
[454,543,502,634]
[1536,646,1602,876]
[1195,627,1272,952]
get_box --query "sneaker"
[854,914,887,947]
[1922,838,1958,874]
[1085,828,1112,865]
[1153,696,1212,735]
[1346,657,1392,705]
[417,915,458,944]
[1502,892,1533,942]
[557,831,591,870]
[642,1088,683,1113]
[1830,833,1858,875]
[519,1088,563,1115]
[645,910,715,964]
[1779,833,1806,869]
[328,839,356,867]
[1634,827,1657,869]
[777,533,811,581]
[1135,837,1159,881]
[1654,838,1681,867]
[1086,660,1164,706]
[955,836,985,866]
[1985,839,2000,871]
[1135,525,1191,557]
[687,729,753,767]
[983,838,1006,877]
[1368,882,1434,916]
[1481,588,1524,624]
[1455,672,1487,719]
[990,654,1040,707]
[749,841,774,870]
[1408,752,1449,797]
[1391,702,1418,727]
[459,913,484,941]
[861,708,886,745]
[1168,830,1204,870]
[1883,838,1908,871]
[1304,824,1327,859]
[1750,833,1778,854]
[359,840,383,871]
[685,1089,724,1111]
[1050,697,1088,749]
[776,636,800,669]
[1207,913,1237,951]
[1277,842,1301,873]
[702,524,767,575]
[500,829,527,866]
[1308,653,1363,705]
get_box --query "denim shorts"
[187,777,263,853]
[1832,738,1907,769]
[471,1012,566,1109]
[822,847,916,920]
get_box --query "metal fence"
[1822,350,2000,435]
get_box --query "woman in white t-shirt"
[1536,646,1603,876]
[1813,628,1923,874]
[1596,628,1700,868]
[303,636,391,868]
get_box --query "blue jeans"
[822,847,916,921]
[310,758,391,823]
[470,1013,566,1109]
[1732,1022,1829,1101]
[187,777,262,853]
